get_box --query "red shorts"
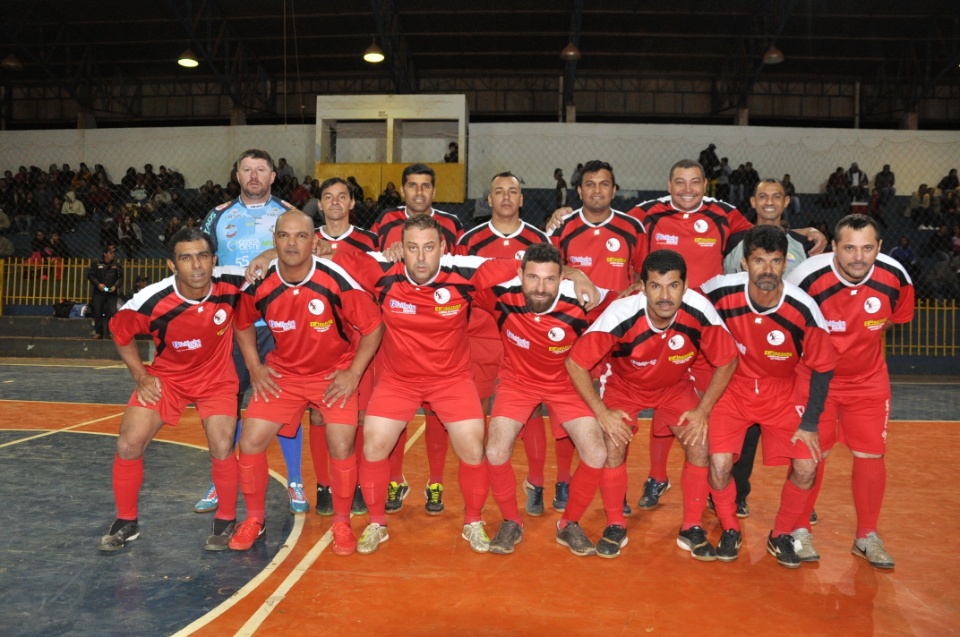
[244,373,359,437]
[492,380,594,439]
[688,355,713,395]
[817,376,890,455]
[600,376,699,437]
[127,364,238,426]
[709,376,809,466]
[367,372,484,423]
[357,365,374,412]
[469,336,503,400]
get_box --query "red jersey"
[550,208,645,292]
[569,288,737,389]
[111,266,247,385]
[629,196,752,288]
[235,256,381,377]
[335,251,520,382]
[474,279,609,390]
[701,272,836,380]
[786,253,914,380]
[371,206,463,254]
[316,224,379,255]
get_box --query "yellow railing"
[1,258,168,308]
[885,299,958,357]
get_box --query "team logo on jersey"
[655,233,679,246]
[238,237,262,251]
[864,296,881,314]
[308,299,325,315]
[506,329,530,350]
[213,309,227,325]
[668,335,685,350]
[766,330,785,345]
[310,319,333,332]
[630,358,657,368]
[569,255,593,267]
[514,250,526,260]
[693,219,709,233]
[268,319,297,332]
[795,405,806,418]
[172,338,203,351]
[389,300,416,314]
[825,319,847,333]
[605,238,621,252]
[225,224,238,238]
[434,288,451,304]
[548,327,565,342]
[225,210,243,220]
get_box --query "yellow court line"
[0,413,123,449]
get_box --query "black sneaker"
[767,531,802,568]
[524,480,544,516]
[556,521,596,556]
[490,520,524,555]
[98,519,140,552]
[676,525,717,561]
[637,477,671,510]
[424,482,444,515]
[597,525,629,559]
[622,496,632,517]
[315,484,333,516]
[385,479,410,514]
[716,528,743,562]
[810,508,818,526]
[204,519,236,552]
[736,499,750,518]
[553,481,570,512]
[351,484,368,515]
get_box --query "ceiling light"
[1,53,23,72]
[762,45,784,65]
[178,48,199,68]
[560,42,581,62]
[363,39,385,64]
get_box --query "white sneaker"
[357,523,389,554]
[852,532,894,569]
[462,521,490,553]
[791,528,820,562]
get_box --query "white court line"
[0,413,123,449]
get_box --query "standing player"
[702,225,836,567]
[98,227,245,552]
[195,149,307,515]
[371,163,464,516]
[567,250,739,559]
[549,160,645,513]
[228,211,382,555]
[476,244,611,555]
[458,172,554,515]
[786,214,914,568]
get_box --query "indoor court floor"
[0,358,957,637]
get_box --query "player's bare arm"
[545,206,574,233]
[234,323,281,401]
[245,248,276,283]
[323,323,384,408]
[677,356,737,446]
[560,265,600,310]
[791,428,822,463]
[116,339,161,406]
[382,240,403,262]
[565,357,633,447]
[794,227,827,254]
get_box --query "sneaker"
[462,521,491,553]
[288,483,309,514]
[623,496,633,517]
[385,479,410,514]
[737,500,750,518]
[194,483,218,513]
[676,525,717,561]
[315,485,333,516]
[351,484,368,515]
[716,528,743,562]
[357,523,389,555]
[597,525,629,559]
[229,518,265,551]
[203,519,236,552]
[556,521,596,557]
[637,477,671,510]
[767,531,802,568]
[424,482,444,515]
[852,532,895,569]
[331,522,357,556]
[810,509,818,526]
[524,480,544,516]
[553,481,570,512]
[792,528,820,562]
[98,519,140,552]
[490,520,524,555]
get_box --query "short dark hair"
[521,243,562,270]
[835,213,881,242]
[753,178,785,197]
[641,249,687,283]
[168,227,214,260]
[580,160,616,188]
[402,163,435,187]
[235,149,275,174]
[318,177,352,198]
[669,159,704,180]
[402,214,443,241]
[491,171,522,186]
[742,224,788,259]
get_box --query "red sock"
[648,433,673,482]
[853,456,886,538]
[709,480,740,532]
[680,462,709,530]
[799,459,826,526]
[113,454,143,520]
[309,424,330,486]
[521,414,547,487]
[561,463,602,524]
[389,428,407,483]
[425,413,448,484]
[330,454,357,523]
[555,436,575,483]
[488,460,521,524]
[599,464,628,527]
[211,455,239,521]
[773,479,813,537]
[238,451,269,522]
[360,457,389,525]
[459,459,489,524]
